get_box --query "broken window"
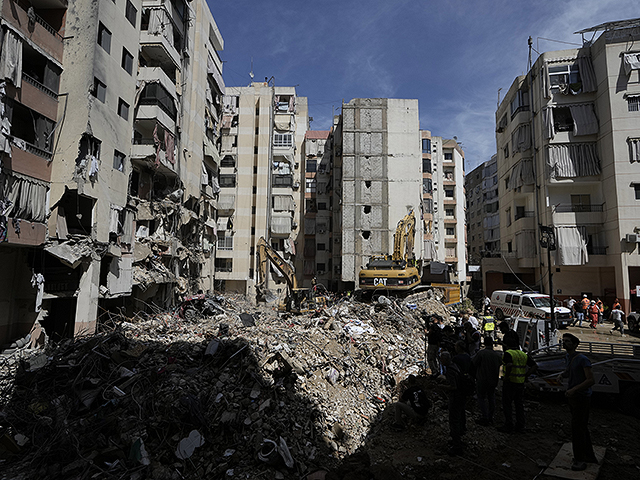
[57,189,94,234]
[93,77,106,103]
[2,98,55,156]
[98,23,112,54]
[549,63,581,91]
[22,42,61,95]
[121,48,134,75]
[125,0,137,27]
[305,198,317,213]
[553,107,574,132]
[113,150,125,171]
[221,155,236,167]
[118,98,129,120]
[215,258,233,272]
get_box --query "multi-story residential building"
[0,0,225,346]
[482,154,500,257]
[486,18,640,312]
[466,163,484,265]
[430,136,467,284]
[336,98,424,289]
[217,83,308,297]
[303,130,332,288]
[0,0,68,343]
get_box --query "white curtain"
[109,205,122,234]
[271,215,292,235]
[0,29,22,88]
[511,124,531,153]
[201,162,209,185]
[577,56,597,92]
[217,194,235,211]
[272,195,294,211]
[1,172,48,222]
[623,53,640,76]
[547,143,600,178]
[542,107,554,140]
[569,104,598,136]
[629,138,640,163]
[555,226,588,265]
[274,115,292,131]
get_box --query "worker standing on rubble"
[438,351,466,456]
[557,333,598,471]
[498,337,537,433]
[498,321,520,349]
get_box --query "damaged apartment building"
[0,0,225,346]
[216,83,308,297]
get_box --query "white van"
[490,290,572,328]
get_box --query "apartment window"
[113,150,125,171]
[317,243,325,251]
[125,0,137,27]
[446,227,455,236]
[317,202,327,210]
[219,174,236,187]
[506,207,512,227]
[423,178,432,194]
[221,155,236,167]
[507,241,513,253]
[305,178,316,193]
[217,233,233,250]
[628,96,640,112]
[445,208,454,217]
[274,133,292,148]
[215,258,233,272]
[510,88,530,117]
[306,159,317,172]
[305,198,317,212]
[422,158,431,172]
[629,138,640,163]
[444,152,453,160]
[317,263,326,273]
[554,107,574,132]
[503,145,509,158]
[549,63,580,89]
[97,23,111,54]
[117,98,129,120]
[422,138,431,153]
[634,184,640,200]
[121,48,134,75]
[445,188,454,198]
[93,77,106,103]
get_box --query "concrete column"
[74,258,100,336]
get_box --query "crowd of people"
[393,307,599,471]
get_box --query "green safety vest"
[503,349,527,384]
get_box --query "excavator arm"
[256,237,298,293]
[392,210,416,262]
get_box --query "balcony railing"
[16,0,63,40]
[22,73,58,99]
[515,210,534,221]
[555,204,604,213]
[587,246,608,255]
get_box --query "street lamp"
[539,225,557,345]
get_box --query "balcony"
[140,29,181,71]
[272,175,293,188]
[131,135,177,177]
[552,204,604,225]
[138,67,177,101]
[6,74,58,121]
[3,0,65,64]
[4,216,47,246]
[136,104,175,132]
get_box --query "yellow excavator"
[256,237,328,313]
[358,210,421,292]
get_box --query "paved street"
[565,321,640,345]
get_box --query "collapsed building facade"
[0,0,225,346]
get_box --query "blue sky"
[208,0,639,171]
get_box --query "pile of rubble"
[0,293,456,479]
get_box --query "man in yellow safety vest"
[497,337,537,433]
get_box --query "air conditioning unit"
[626,233,640,243]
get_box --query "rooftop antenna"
[249,57,254,82]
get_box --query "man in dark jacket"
[393,375,431,430]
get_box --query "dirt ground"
[327,324,640,480]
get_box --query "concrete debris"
[0,292,455,479]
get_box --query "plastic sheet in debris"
[343,319,375,336]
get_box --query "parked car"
[627,311,640,333]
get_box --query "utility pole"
[539,225,557,345]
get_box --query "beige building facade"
[487,18,640,311]
[217,83,308,297]
[0,0,226,345]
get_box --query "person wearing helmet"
[588,301,599,329]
